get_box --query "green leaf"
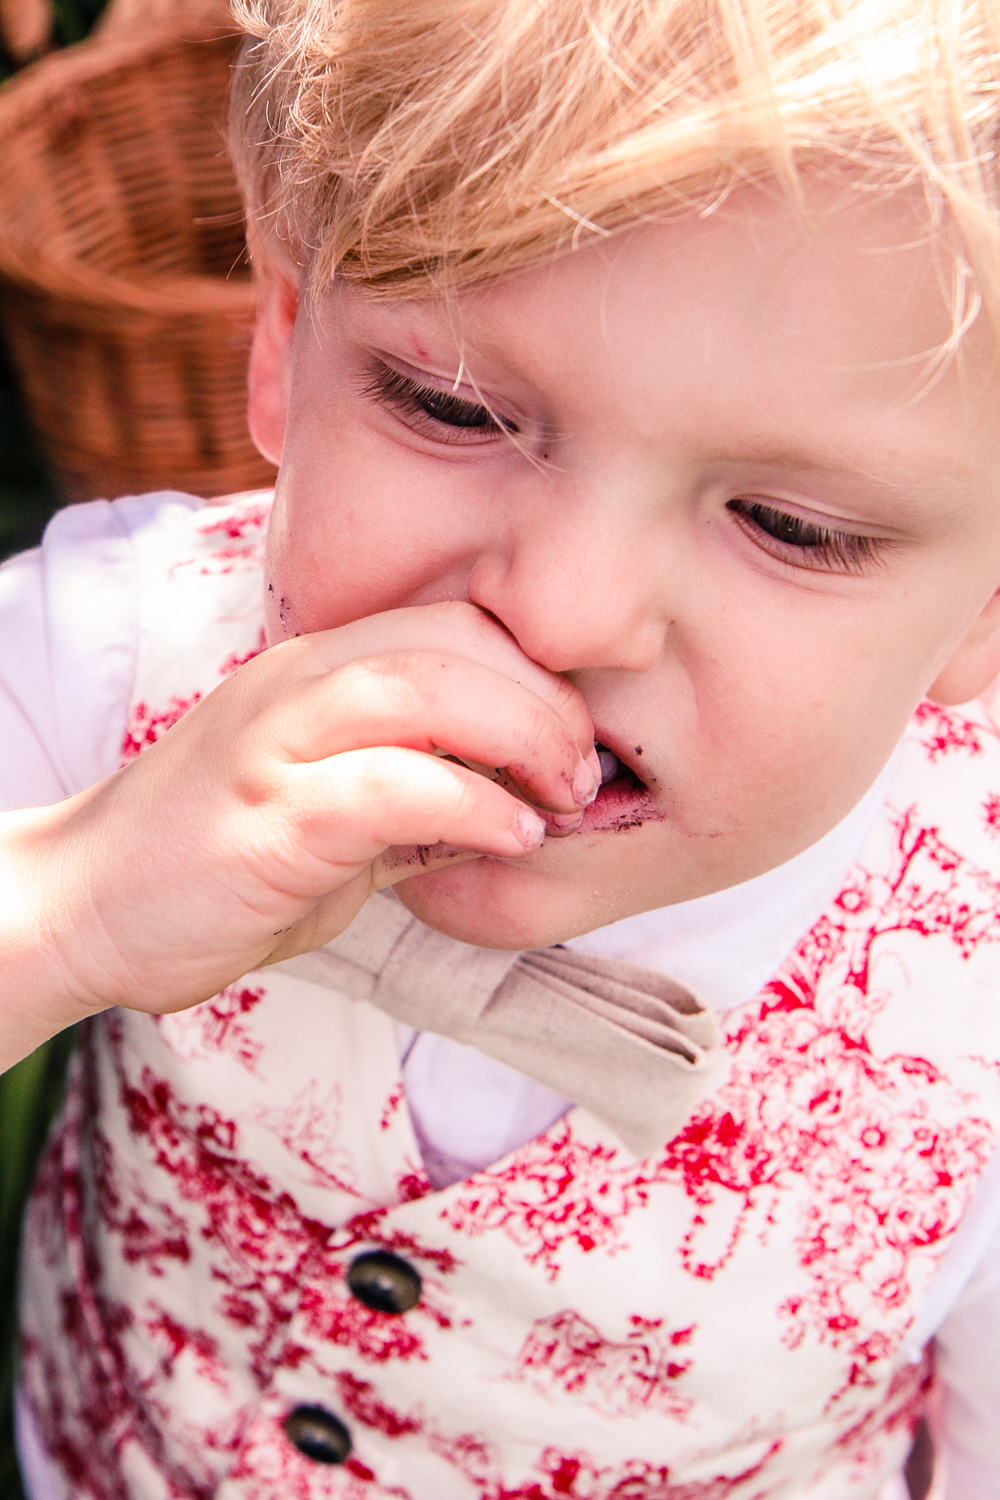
[0,1030,77,1498]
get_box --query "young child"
[5,0,1000,1494]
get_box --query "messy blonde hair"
[229,0,1000,318]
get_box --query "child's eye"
[727,497,885,574]
[362,361,518,444]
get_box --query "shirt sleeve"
[0,499,142,812]
[0,541,64,808]
[934,1218,1000,1495]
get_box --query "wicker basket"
[0,19,276,501]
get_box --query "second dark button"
[347,1249,422,1314]
[283,1404,352,1464]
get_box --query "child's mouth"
[590,738,648,801]
[441,740,651,839]
[550,740,653,837]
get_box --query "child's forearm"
[0,801,110,1074]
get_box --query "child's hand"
[0,603,597,1062]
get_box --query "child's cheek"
[264,580,307,643]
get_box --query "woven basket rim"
[0,19,254,315]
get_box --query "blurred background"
[0,0,275,565]
[0,337,59,563]
[0,0,273,1488]
[0,0,106,564]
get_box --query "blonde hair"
[229,0,1000,317]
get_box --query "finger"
[258,652,600,814]
[256,601,596,758]
[372,842,483,888]
[271,747,549,892]
[261,842,485,964]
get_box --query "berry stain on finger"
[546,810,585,837]
[514,806,547,848]
[572,755,601,805]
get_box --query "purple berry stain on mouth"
[585,742,661,833]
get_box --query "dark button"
[283,1404,352,1465]
[347,1249,422,1314]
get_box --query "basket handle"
[95,0,235,40]
[0,0,53,65]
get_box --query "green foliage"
[0,339,59,567]
[49,0,104,45]
[0,1031,76,1500]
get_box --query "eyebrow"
[708,436,974,495]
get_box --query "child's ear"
[247,268,299,467]
[927,587,1000,705]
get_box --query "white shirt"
[1,494,993,1497]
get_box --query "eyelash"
[727,498,884,573]
[362,362,517,442]
[362,368,883,573]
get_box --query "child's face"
[254,183,1000,947]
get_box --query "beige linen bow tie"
[280,890,725,1157]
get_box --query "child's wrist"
[0,801,112,1074]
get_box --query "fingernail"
[572,754,601,806]
[547,810,585,837]
[514,806,547,848]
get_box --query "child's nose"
[466,527,668,676]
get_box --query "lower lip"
[576,770,659,833]
[457,755,660,840]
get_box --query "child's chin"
[392,857,585,951]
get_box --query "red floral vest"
[19,493,1000,1499]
